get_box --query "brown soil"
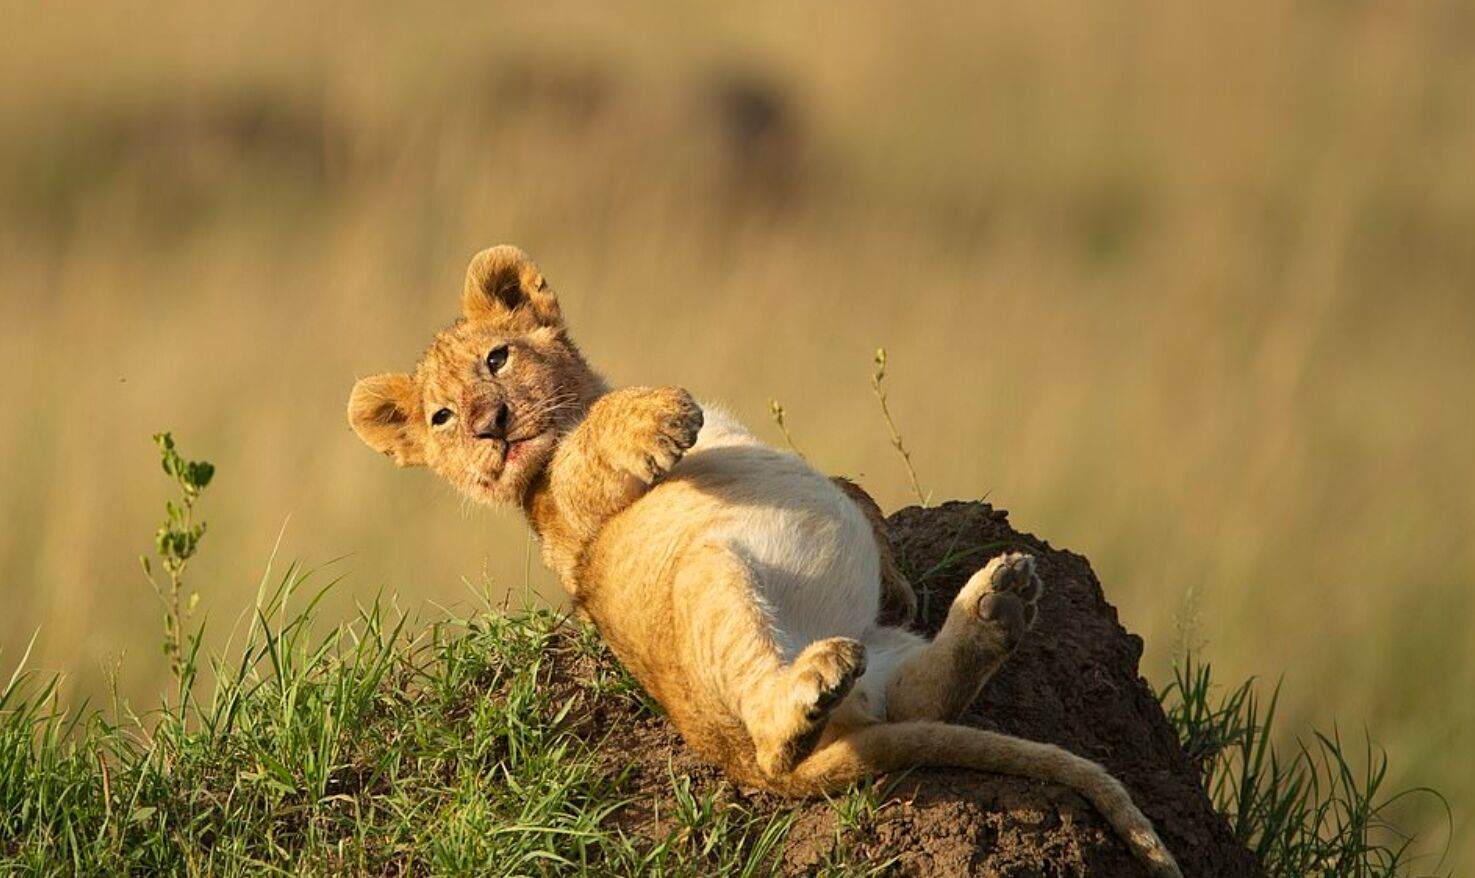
[550,501,1265,877]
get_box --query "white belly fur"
[674,404,882,661]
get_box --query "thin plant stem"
[768,399,808,461]
[869,348,927,506]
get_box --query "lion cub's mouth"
[501,432,547,470]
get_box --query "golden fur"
[348,245,1183,877]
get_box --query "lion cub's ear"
[348,373,426,467]
[462,245,562,330]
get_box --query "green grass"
[2,577,1445,876]
[0,567,806,877]
[1160,656,1451,878]
[0,436,1446,876]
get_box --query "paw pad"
[978,552,1044,629]
[626,389,704,483]
[794,638,866,721]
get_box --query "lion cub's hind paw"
[793,637,867,721]
[984,552,1043,626]
[961,552,1044,647]
[755,637,867,777]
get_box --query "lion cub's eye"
[430,407,454,426]
[486,344,510,374]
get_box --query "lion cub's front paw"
[613,387,704,484]
[961,552,1044,648]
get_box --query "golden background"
[2,0,1470,866]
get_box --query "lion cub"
[348,246,1182,877]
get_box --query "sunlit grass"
[1162,656,1452,877]
[0,574,807,876]
[1,583,1447,875]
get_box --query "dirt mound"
[551,501,1264,877]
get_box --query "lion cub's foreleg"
[546,386,703,544]
[884,553,1042,723]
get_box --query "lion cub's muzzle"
[470,400,512,441]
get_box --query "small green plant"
[812,778,899,877]
[139,431,214,688]
[870,347,928,506]
[1161,654,1450,877]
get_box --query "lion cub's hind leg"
[677,547,868,781]
[752,637,868,777]
[884,552,1042,723]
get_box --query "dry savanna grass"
[1,0,1470,869]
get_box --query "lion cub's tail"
[779,721,1182,878]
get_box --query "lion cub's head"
[348,246,604,505]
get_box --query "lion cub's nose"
[472,402,511,440]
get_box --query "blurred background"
[2,0,1470,868]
